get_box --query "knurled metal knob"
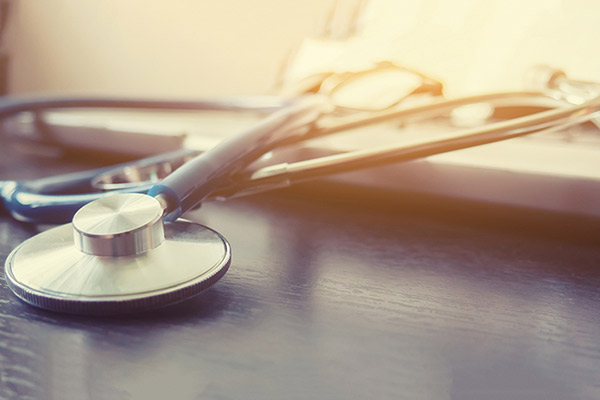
[72,193,165,257]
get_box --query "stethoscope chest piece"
[4,193,231,315]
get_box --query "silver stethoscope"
[3,65,600,315]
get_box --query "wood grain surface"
[0,146,599,400]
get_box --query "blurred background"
[2,0,600,219]
[4,0,600,98]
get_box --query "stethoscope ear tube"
[148,96,331,220]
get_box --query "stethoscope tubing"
[147,96,330,220]
[0,149,197,223]
[1,89,597,224]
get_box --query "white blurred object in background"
[7,0,600,97]
[5,0,600,218]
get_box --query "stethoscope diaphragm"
[4,218,231,315]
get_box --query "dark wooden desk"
[1,148,599,400]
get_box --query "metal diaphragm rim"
[4,220,231,315]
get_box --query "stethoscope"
[3,65,600,315]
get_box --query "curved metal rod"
[212,96,600,199]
